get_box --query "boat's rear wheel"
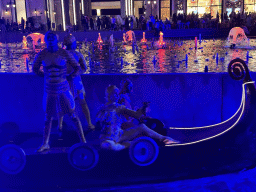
[0,144,26,174]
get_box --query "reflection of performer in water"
[33,31,86,152]
[96,85,179,151]
[55,34,95,132]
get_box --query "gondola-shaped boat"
[167,58,255,143]
[1,58,256,189]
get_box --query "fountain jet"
[22,36,28,49]
[141,32,147,44]
[96,33,103,44]
[155,32,166,49]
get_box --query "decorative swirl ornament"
[228,58,252,82]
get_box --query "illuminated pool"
[1,38,256,74]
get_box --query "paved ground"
[71,166,256,192]
[2,166,256,192]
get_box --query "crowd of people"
[63,11,256,33]
[1,11,256,34]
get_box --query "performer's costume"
[67,50,86,100]
[34,49,77,116]
[96,102,178,151]
[33,46,86,152]
[62,34,94,130]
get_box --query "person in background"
[90,17,94,30]
[32,31,86,152]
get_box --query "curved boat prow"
[168,59,256,149]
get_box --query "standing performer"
[33,31,86,152]
[57,34,95,132]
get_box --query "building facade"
[0,0,91,31]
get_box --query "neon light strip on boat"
[169,81,254,130]
[166,81,254,147]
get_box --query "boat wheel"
[68,143,99,171]
[129,137,159,166]
[0,144,26,174]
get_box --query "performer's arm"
[119,106,144,120]
[65,50,80,80]
[32,51,44,77]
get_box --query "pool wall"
[0,73,248,133]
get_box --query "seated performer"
[118,79,166,135]
[96,85,179,151]
[55,34,95,133]
[33,31,86,152]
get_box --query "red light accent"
[157,32,165,46]
[141,32,147,43]
[97,33,103,44]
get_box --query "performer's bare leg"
[57,115,63,132]
[77,96,95,130]
[37,114,52,152]
[70,113,86,143]
[119,124,179,145]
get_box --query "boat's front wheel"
[0,144,26,174]
[129,137,159,166]
[68,143,99,171]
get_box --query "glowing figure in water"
[227,27,249,48]
[22,36,28,49]
[32,31,86,152]
[125,30,136,44]
[155,32,166,48]
[123,33,127,44]
[96,33,103,44]
[27,33,45,45]
[141,32,147,44]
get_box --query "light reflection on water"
[0,38,256,74]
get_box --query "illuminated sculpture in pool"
[123,33,127,44]
[140,32,147,44]
[26,33,45,46]
[96,33,103,44]
[125,30,136,44]
[227,27,249,48]
[22,36,28,49]
[154,31,166,48]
